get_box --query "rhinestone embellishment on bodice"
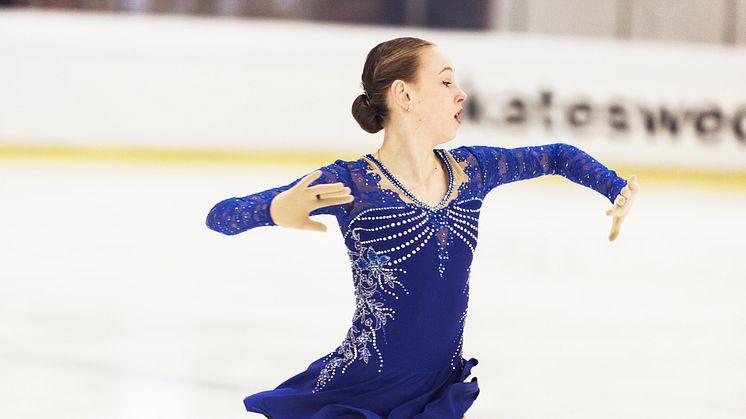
[364,149,455,212]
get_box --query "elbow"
[205,218,241,236]
[205,198,244,236]
[549,142,580,174]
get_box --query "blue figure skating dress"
[206,143,628,418]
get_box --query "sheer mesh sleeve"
[467,143,628,204]
[205,160,353,235]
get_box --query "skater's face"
[409,46,468,142]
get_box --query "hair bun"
[351,92,383,134]
[352,37,433,134]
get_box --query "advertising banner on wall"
[1,10,744,173]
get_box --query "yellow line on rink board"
[0,144,342,167]
[1,144,745,190]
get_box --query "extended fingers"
[620,175,640,199]
[298,170,323,187]
[318,191,353,200]
[313,186,352,200]
[628,174,639,191]
[609,227,619,241]
[607,177,638,241]
[310,194,354,212]
[607,195,628,216]
[326,195,355,205]
[620,186,631,199]
[609,213,624,241]
[309,182,349,194]
[606,195,627,215]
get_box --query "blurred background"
[1,1,744,418]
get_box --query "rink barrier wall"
[1,144,744,190]
[1,10,745,175]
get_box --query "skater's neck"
[377,129,441,186]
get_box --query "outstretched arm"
[468,143,638,240]
[467,143,628,204]
[205,161,354,235]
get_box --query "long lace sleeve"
[206,160,353,235]
[467,143,628,204]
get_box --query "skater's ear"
[388,79,414,113]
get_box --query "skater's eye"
[442,81,452,87]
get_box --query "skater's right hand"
[269,170,354,232]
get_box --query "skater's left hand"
[606,174,639,241]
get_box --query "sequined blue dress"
[206,143,628,418]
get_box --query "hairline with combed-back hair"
[351,37,435,134]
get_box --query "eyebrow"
[439,66,455,74]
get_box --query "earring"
[407,105,411,112]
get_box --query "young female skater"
[206,37,639,419]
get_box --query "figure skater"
[206,37,639,419]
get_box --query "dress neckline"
[363,149,455,211]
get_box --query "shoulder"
[446,144,497,165]
[312,156,371,185]
[297,158,356,188]
[332,154,375,173]
[446,145,476,161]
[331,157,362,172]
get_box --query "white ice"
[0,158,744,419]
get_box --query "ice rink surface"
[1,157,744,418]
